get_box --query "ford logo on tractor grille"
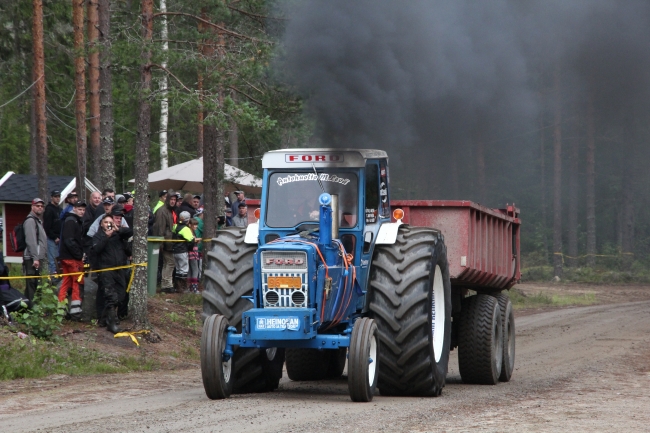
[261,251,308,271]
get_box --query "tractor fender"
[244,222,259,244]
[375,221,403,244]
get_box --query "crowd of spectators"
[5,187,251,332]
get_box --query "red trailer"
[391,200,521,291]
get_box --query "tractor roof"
[262,148,388,169]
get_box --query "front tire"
[201,315,233,399]
[348,317,379,402]
[203,228,283,393]
[369,226,452,396]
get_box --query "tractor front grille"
[262,272,308,308]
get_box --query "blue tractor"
[201,149,454,402]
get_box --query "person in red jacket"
[58,201,87,320]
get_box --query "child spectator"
[172,211,195,291]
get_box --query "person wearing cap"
[43,190,62,275]
[58,201,87,320]
[85,199,129,239]
[22,198,47,302]
[59,191,78,220]
[232,202,249,228]
[92,214,133,333]
[171,211,196,291]
[122,193,135,229]
[192,195,201,210]
[231,190,246,215]
[89,204,130,324]
[153,191,178,292]
[153,190,167,214]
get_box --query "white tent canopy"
[129,158,262,194]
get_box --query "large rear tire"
[285,349,329,381]
[203,228,283,393]
[201,314,233,399]
[368,226,452,396]
[458,295,503,385]
[494,293,515,382]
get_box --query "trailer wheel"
[326,348,348,379]
[201,314,233,399]
[286,349,329,381]
[458,295,503,385]
[203,228,283,393]
[348,317,379,402]
[493,293,515,382]
[368,226,452,396]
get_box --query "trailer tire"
[493,293,515,382]
[368,226,452,396]
[458,295,503,385]
[203,228,283,393]
[285,349,329,381]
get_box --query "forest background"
[2,0,650,289]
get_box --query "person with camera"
[92,214,133,333]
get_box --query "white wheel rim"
[266,347,277,361]
[431,265,445,363]
[222,356,232,382]
[368,334,377,387]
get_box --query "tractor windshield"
[266,171,359,228]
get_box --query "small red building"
[0,172,98,264]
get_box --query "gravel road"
[2,299,650,432]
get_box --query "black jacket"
[43,202,61,240]
[178,201,196,219]
[59,213,84,261]
[92,227,133,270]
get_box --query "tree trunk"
[29,98,37,175]
[229,90,238,168]
[131,0,154,329]
[552,66,563,278]
[87,0,101,186]
[585,90,596,267]
[197,76,204,158]
[567,113,579,267]
[202,19,226,240]
[158,0,169,170]
[73,0,87,200]
[621,171,635,270]
[32,0,48,199]
[98,0,115,190]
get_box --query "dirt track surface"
[2,298,650,432]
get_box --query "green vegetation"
[0,336,158,380]
[521,264,650,284]
[15,281,67,339]
[507,289,597,310]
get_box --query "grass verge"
[507,288,597,310]
[0,334,158,381]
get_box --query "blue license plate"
[255,316,300,331]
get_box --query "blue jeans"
[47,238,59,274]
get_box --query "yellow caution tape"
[0,263,147,281]
[114,329,150,346]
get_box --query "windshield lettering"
[276,173,351,187]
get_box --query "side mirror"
[363,231,373,254]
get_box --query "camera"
[217,216,225,225]
[107,223,114,230]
